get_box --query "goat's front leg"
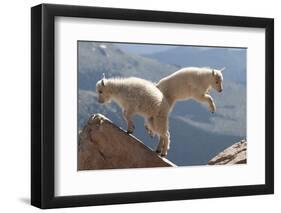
[195,94,216,113]
[123,110,135,134]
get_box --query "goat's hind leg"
[156,137,164,154]
[160,132,170,157]
[152,115,170,157]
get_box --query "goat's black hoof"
[127,130,133,134]
[127,125,135,134]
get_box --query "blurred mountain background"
[78,41,246,166]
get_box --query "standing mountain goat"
[96,77,171,156]
[156,67,224,113]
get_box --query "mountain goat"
[156,67,224,113]
[96,77,171,156]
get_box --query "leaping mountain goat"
[96,77,170,156]
[156,67,224,113]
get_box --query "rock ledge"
[78,114,176,170]
[208,139,247,165]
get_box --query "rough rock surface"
[208,139,247,165]
[78,114,176,170]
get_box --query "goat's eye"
[98,90,102,94]
[216,81,219,84]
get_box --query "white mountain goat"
[156,67,224,113]
[96,77,171,156]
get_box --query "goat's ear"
[101,79,105,86]
[212,69,215,76]
[221,67,226,72]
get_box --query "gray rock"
[208,139,247,165]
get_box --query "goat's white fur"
[156,67,224,113]
[96,77,170,156]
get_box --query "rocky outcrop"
[208,140,247,165]
[78,114,176,170]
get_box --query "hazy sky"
[117,43,175,55]
[116,43,246,55]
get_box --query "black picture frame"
[31,3,274,209]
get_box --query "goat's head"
[211,68,224,93]
[96,78,111,104]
